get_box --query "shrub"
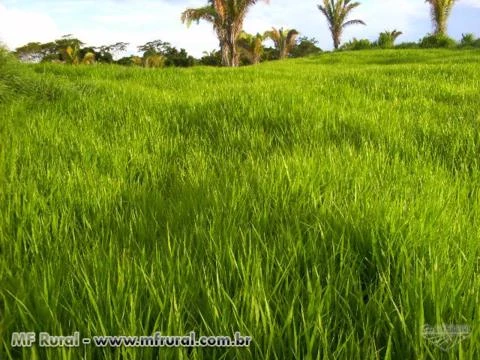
[144,54,166,68]
[82,52,96,65]
[395,42,420,49]
[377,30,403,49]
[460,33,477,47]
[419,34,457,49]
[0,44,21,102]
[341,38,373,51]
[0,44,11,66]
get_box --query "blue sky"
[0,0,479,57]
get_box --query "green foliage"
[290,37,322,58]
[144,54,166,68]
[2,49,480,360]
[425,0,458,35]
[116,56,144,67]
[264,27,299,60]
[138,40,195,67]
[14,37,128,65]
[182,0,269,66]
[0,45,24,102]
[0,45,41,102]
[14,41,60,63]
[95,42,129,63]
[420,33,457,48]
[82,52,96,65]
[0,45,13,101]
[460,33,478,47]
[237,31,265,65]
[377,30,403,49]
[395,41,420,49]
[317,0,366,49]
[0,44,10,65]
[14,35,102,65]
[261,46,280,61]
[199,49,222,66]
[341,38,373,50]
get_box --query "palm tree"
[237,31,265,64]
[425,0,457,35]
[264,27,299,59]
[81,52,95,65]
[144,54,166,68]
[64,45,80,65]
[317,0,366,50]
[377,29,403,48]
[181,0,269,67]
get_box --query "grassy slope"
[1,49,480,359]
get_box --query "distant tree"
[14,42,42,63]
[95,42,129,63]
[419,33,456,48]
[460,33,476,47]
[81,52,96,65]
[425,0,457,35]
[340,38,372,50]
[137,40,195,67]
[377,30,403,48]
[290,36,322,58]
[15,36,102,65]
[264,27,299,59]
[14,42,59,63]
[131,56,144,66]
[395,41,420,49]
[181,0,269,67]
[138,40,171,57]
[54,35,84,64]
[237,31,265,64]
[116,56,134,66]
[162,47,195,67]
[200,49,222,66]
[144,54,166,68]
[261,46,279,61]
[317,0,366,50]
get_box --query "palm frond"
[342,19,366,28]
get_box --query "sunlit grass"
[1,49,480,359]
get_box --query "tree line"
[13,32,321,67]
[12,0,479,67]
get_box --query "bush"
[460,33,478,48]
[144,54,166,68]
[290,37,322,58]
[0,44,37,102]
[419,34,457,49]
[377,30,403,49]
[0,45,17,102]
[0,44,11,66]
[341,38,373,51]
[460,33,476,46]
[395,42,420,49]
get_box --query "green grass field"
[1,49,480,359]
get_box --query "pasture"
[1,49,480,359]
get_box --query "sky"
[0,0,479,57]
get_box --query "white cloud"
[0,0,479,56]
[244,0,432,49]
[62,0,219,57]
[344,0,431,43]
[460,0,480,8]
[0,3,60,50]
